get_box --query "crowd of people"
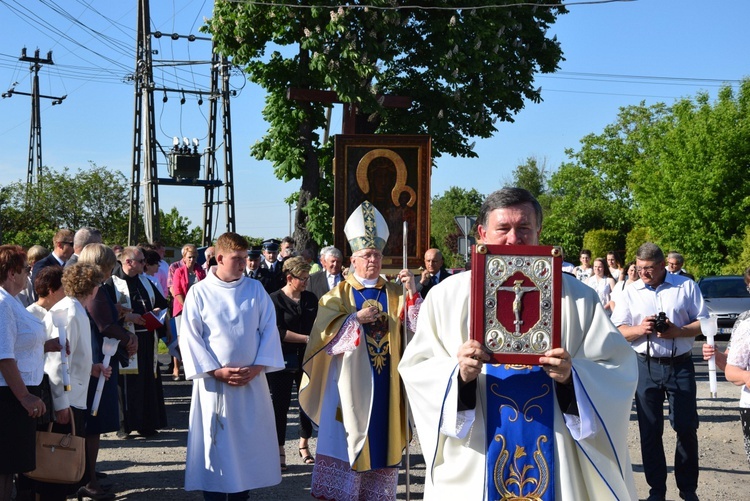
[1,188,748,501]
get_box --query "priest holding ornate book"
[399,188,638,500]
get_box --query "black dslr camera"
[653,312,669,333]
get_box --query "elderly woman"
[0,245,47,500]
[38,263,111,501]
[170,243,205,380]
[79,243,136,499]
[267,257,319,470]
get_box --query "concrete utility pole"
[1,48,66,188]
[128,0,236,246]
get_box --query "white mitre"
[343,200,389,252]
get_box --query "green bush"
[625,227,653,264]
[582,229,621,260]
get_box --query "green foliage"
[721,226,750,275]
[507,156,549,199]
[545,80,750,276]
[244,236,264,248]
[625,227,652,264]
[629,83,750,276]
[430,186,484,268]
[540,162,630,255]
[206,1,567,249]
[158,208,203,248]
[582,229,620,261]
[0,164,129,246]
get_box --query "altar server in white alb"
[399,187,639,501]
[179,232,284,500]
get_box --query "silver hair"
[667,251,684,265]
[73,227,102,251]
[636,243,664,262]
[320,245,343,260]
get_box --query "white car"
[697,275,750,338]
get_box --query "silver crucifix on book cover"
[470,244,563,365]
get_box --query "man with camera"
[611,242,708,501]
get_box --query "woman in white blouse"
[0,245,47,499]
[585,257,617,315]
[44,264,112,426]
[39,263,113,500]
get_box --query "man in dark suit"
[65,226,102,267]
[307,246,344,300]
[245,246,262,279]
[416,248,451,297]
[31,228,75,300]
[667,251,695,281]
[257,239,284,293]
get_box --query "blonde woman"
[170,244,206,380]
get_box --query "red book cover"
[470,244,562,365]
[142,310,165,332]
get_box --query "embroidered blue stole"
[353,286,391,468]
[485,364,555,501]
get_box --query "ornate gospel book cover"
[470,244,562,364]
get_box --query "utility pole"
[128,0,236,246]
[1,48,66,188]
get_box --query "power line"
[555,71,743,85]
[224,0,634,9]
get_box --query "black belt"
[637,351,692,365]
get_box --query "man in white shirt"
[611,242,707,501]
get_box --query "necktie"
[431,275,438,286]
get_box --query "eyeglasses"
[129,258,146,264]
[61,241,74,246]
[291,274,310,283]
[636,266,658,274]
[354,252,383,261]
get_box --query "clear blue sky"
[1,1,747,242]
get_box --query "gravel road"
[93,348,748,500]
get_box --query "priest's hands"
[212,365,264,386]
[539,348,572,384]
[357,306,381,324]
[457,340,490,383]
[396,269,417,297]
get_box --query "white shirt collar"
[353,274,378,288]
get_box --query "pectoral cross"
[498,280,537,335]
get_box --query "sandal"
[299,446,315,464]
[279,453,287,472]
